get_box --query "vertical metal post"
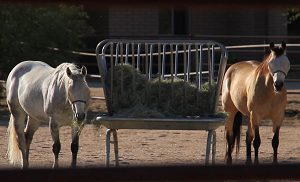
[175,44,179,77]
[187,44,192,82]
[199,44,203,88]
[205,130,213,165]
[120,43,124,96]
[115,43,120,65]
[110,43,114,111]
[170,44,174,105]
[112,130,119,167]
[211,44,215,81]
[105,129,112,168]
[212,130,216,165]
[132,43,136,92]
[149,44,154,80]
[137,43,141,69]
[162,44,166,80]
[125,43,129,64]
[196,44,199,107]
[207,44,212,113]
[158,43,161,105]
[183,44,187,107]
[145,43,149,102]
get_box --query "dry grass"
[102,64,227,119]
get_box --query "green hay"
[103,64,227,119]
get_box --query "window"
[158,8,189,35]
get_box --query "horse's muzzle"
[75,113,86,121]
[274,81,284,91]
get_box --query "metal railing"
[95,39,228,116]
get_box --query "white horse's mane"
[51,63,82,103]
[53,63,80,85]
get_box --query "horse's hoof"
[52,164,59,169]
[254,160,259,165]
[226,158,232,165]
[245,159,252,165]
[273,161,278,165]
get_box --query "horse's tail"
[7,115,22,166]
[233,111,242,154]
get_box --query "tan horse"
[222,42,290,165]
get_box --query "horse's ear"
[81,65,87,76]
[270,42,275,51]
[281,41,286,51]
[66,67,72,78]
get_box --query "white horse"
[6,61,90,169]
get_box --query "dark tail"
[233,111,242,154]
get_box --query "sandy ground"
[1,81,300,169]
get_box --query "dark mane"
[255,45,285,75]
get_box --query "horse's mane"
[255,45,285,75]
[52,63,81,88]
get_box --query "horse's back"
[6,61,54,121]
[7,61,52,84]
[222,60,260,92]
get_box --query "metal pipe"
[115,43,120,65]
[137,43,141,69]
[162,44,166,80]
[125,43,129,64]
[175,44,179,77]
[149,44,154,80]
[187,44,192,82]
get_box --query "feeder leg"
[105,129,112,168]
[212,130,217,165]
[205,130,214,165]
[112,129,119,167]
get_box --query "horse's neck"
[256,71,274,91]
[49,73,69,101]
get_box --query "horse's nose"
[75,113,85,121]
[274,81,284,91]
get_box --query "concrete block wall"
[109,6,158,37]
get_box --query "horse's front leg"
[271,113,284,165]
[272,127,280,164]
[246,120,253,165]
[250,112,261,165]
[50,119,61,169]
[71,126,81,168]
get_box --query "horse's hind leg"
[24,116,41,165]
[225,111,238,165]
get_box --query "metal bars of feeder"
[96,40,228,116]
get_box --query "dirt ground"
[1,82,300,169]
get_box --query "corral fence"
[75,39,300,95]
[79,35,300,82]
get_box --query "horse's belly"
[21,100,49,122]
[229,84,250,116]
